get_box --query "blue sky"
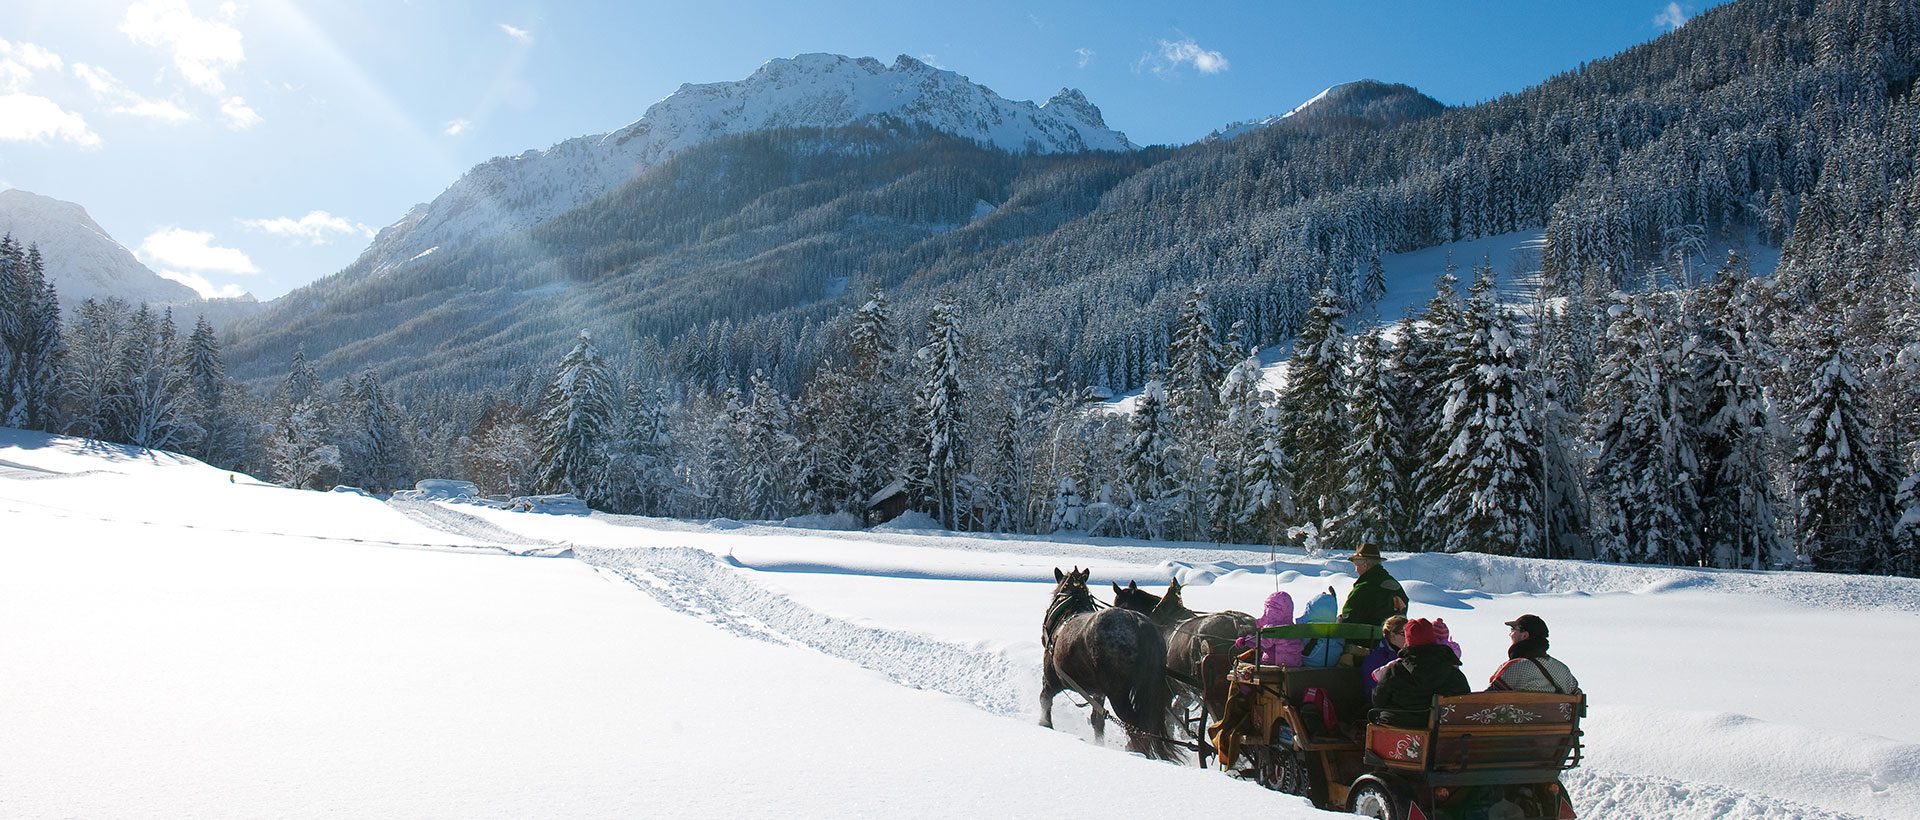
[1,0,1722,301]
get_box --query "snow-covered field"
[3,429,1915,819]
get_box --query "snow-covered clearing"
[3,427,1913,818]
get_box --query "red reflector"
[1432,787,1450,801]
[1558,790,1578,819]
[1407,804,1429,820]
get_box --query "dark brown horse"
[1041,567,1181,760]
[1111,578,1256,715]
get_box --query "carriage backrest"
[1366,691,1584,772]
[1424,691,1584,772]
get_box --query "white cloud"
[1076,47,1094,69]
[239,210,373,245]
[443,118,472,136]
[1142,37,1230,75]
[220,96,260,129]
[1654,2,1690,30]
[0,93,102,147]
[121,0,246,94]
[157,268,247,299]
[0,39,64,91]
[498,23,532,43]
[136,227,258,274]
[73,63,194,123]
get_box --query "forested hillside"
[11,0,1918,577]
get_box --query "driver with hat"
[1339,543,1409,647]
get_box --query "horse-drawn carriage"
[1044,570,1584,820]
[1202,622,1584,820]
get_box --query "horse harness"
[1042,586,1105,650]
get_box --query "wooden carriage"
[1206,622,1584,820]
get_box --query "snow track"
[577,546,1031,719]
[385,497,573,556]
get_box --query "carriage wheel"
[1252,745,1312,797]
[1348,782,1403,820]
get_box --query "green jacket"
[1341,564,1409,627]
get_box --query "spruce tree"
[1693,265,1785,569]
[1408,275,1465,545]
[734,369,797,519]
[919,295,968,529]
[0,238,62,431]
[340,368,412,493]
[1425,267,1541,556]
[1792,329,1898,573]
[1276,289,1351,541]
[1239,406,1295,545]
[1589,292,1703,565]
[535,330,618,506]
[1122,379,1183,539]
[269,346,340,490]
[1332,328,1404,553]
[1895,468,1920,578]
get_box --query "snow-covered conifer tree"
[0,237,62,430]
[57,298,131,440]
[118,306,196,450]
[1386,313,1439,549]
[1894,469,1920,578]
[1792,329,1898,573]
[181,315,245,468]
[1408,275,1465,543]
[1122,379,1183,539]
[1332,329,1405,553]
[1693,265,1785,569]
[1533,295,1594,559]
[734,369,798,519]
[1276,289,1351,541]
[1425,267,1541,556]
[1589,292,1702,564]
[269,346,339,490]
[609,381,674,515]
[534,330,618,506]
[1166,284,1227,431]
[339,368,412,493]
[1239,406,1295,545]
[1050,475,1085,532]
[919,295,968,528]
[1202,349,1267,543]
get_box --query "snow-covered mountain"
[1207,80,1446,142]
[358,53,1135,276]
[0,189,199,307]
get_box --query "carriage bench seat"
[1367,691,1585,776]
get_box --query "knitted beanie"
[1405,618,1437,647]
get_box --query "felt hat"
[1345,543,1385,562]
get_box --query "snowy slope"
[4,427,1910,819]
[0,188,199,307]
[357,54,1134,279]
[1107,228,1785,411]
[1207,80,1446,142]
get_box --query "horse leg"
[1039,658,1061,729]
[1089,696,1108,743]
